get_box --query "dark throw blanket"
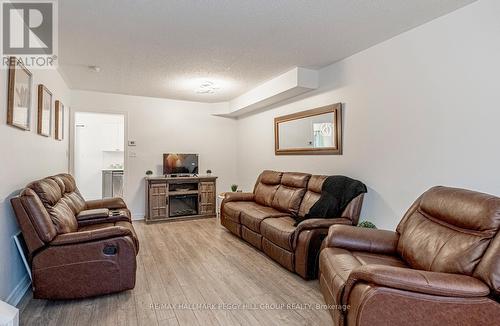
[294,175,367,225]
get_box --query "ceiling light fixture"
[174,76,236,97]
[88,65,101,73]
[195,80,220,94]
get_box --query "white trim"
[131,213,145,221]
[6,275,31,307]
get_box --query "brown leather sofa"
[221,170,364,279]
[10,173,139,299]
[319,186,500,325]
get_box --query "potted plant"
[145,170,153,177]
[231,184,238,192]
[358,221,376,229]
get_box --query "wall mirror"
[274,103,342,155]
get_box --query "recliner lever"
[103,245,118,255]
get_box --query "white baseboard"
[132,213,145,220]
[6,275,31,307]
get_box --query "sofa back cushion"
[28,176,79,234]
[254,170,283,206]
[298,175,326,217]
[297,175,364,224]
[18,188,58,243]
[28,178,62,207]
[271,172,310,215]
[51,174,86,213]
[397,186,500,276]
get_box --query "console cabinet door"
[149,183,168,219]
[199,182,215,215]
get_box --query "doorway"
[74,112,125,200]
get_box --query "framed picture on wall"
[37,84,53,137]
[7,57,32,131]
[55,100,64,140]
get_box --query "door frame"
[69,108,129,201]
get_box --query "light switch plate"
[129,151,137,157]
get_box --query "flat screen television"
[163,153,199,176]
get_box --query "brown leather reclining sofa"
[221,170,364,279]
[11,173,139,299]
[319,186,500,325]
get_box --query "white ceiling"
[59,0,475,102]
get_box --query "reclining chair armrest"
[293,219,352,279]
[76,208,110,221]
[293,218,351,249]
[222,192,254,203]
[221,192,255,215]
[50,226,133,246]
[343,265,491,304]
[296,218,352,230]
[323,224,399,255]
[86,197,127,210]
[77,215,131,227]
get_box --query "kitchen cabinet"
[102,122,124,152]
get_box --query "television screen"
[163,154,199,175]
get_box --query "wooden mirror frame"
[274,103,342,155]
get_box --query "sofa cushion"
[319,247,408,305]
[255,183,280,207]
[63,192,87,214]
[272,186,307,215]
[240,205,289,232]
[269,171,310,215]
[48,201,78,234]
[51,174,87,213]
[28,178,62,207]
[254,170,282,206]
[281,172,311,188]
[298,175,326,217]
[259,170,283,185]
[261,216,296,251]
[223,201,263,223]
[19,188,58,242]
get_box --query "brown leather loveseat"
[11,173,139,299]
[221,170,364,279]
[319,186,500,325]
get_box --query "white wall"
[70,91,238,218]
[236,0,500,230]
[0,67,71,304]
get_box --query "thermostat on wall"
[128,140,136,146]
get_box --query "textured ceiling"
[58,0,475,102]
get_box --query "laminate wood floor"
[19,218,332,326]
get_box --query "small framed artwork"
[37,84,53,137]
[55,100,64,140]
[7,57,32,130]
